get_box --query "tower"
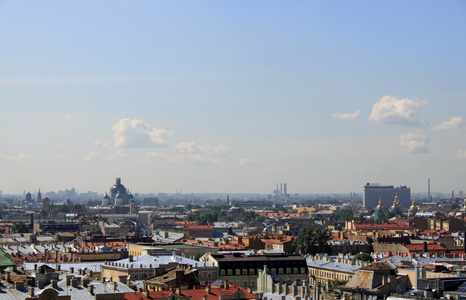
[374,198,384,221]
[37,189,42,203]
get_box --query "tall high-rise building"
[363,183,410,209]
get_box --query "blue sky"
[1,1,465,195]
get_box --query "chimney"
[52,280,58,288]
[101,277,106,283]
[71,278,79,287]
[88,285,94,295]
[70,267,74,274]
[83,278,90,288]
[423,242,428,254]
[15,281,25,290]
[37,281,46,289]
[66,275,74,286]
[206,284,211,293]
[224,280,229,290]
[28,287,35,297]
[129,255,133,262]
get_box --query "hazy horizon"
[1,1,465,195]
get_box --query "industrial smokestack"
[428,178,431,201]
[284,183,287,195]
[280,183,283,194]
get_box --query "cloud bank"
[399,133,429,153]
[113,119,171,148]
[369,96,427,124]
[239,158,257,166]
[332,109,360,121]
[432,117,465,131]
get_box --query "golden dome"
[376,199,383,209]
[410,200,416,210]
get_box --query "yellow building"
[307,254,363,285]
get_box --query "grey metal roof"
[105,253,214,269]
[23,262,103,273]
[0,273,134,300]
[306,258,360,274]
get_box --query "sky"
[1,1,466,195]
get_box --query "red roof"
[404,244,446,251]
[125,285,256,300]
[184,225,214,230]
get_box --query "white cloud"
[198,144,231,156]
[85,152,100,160]
[399,133,429,153]
[63,114,75,120]
[332,109,360,121]
[175,142,198,154]
[189,154,219,166]
[369,96,427,124]
[106,150,128,161]
[144,152,184,163]
[239,158,257,166]
[432,117,465,131]
[113,119,172,148]
[95,141,111,148]
[0,153,31,162]
[454,149,466,159]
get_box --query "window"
[279,268,284,275]
[199,273,203,279]
[242,269,248,275]
[301,268,306,274]
[243,281,248,287]
[250,269,255,275]
[293,268,298,274]
[286,268,291,274]
[236,269,241,275]
[221,270,226,276]
[207,272,212,278]
[228,269,232,276]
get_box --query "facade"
[306,254,362,286]
[201,251,308,290]
[363,183,411,209]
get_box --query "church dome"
[102,193,109,199]
[376,199,383,210]
[410,200,416,210]
[115,192,123,199]
[128,193,134,199]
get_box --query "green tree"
[12,221,29,233]
[292,227,332,255]
[353,252,374,262]
[331,209,354,222]
[332,280,348,290]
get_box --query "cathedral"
[102,177,134,207]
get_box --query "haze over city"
[1,1,465,195]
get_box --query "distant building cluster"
[363,183,411,209]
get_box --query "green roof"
[0,248,16,268]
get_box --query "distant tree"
[292,227,332,255]
[353,252,374,262]
[331,209,354,222]
[451,203,460,210]
[332,280,348,290]
[353,213,366,222]
[11,221,29,233]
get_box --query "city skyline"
[1,1,466,194]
